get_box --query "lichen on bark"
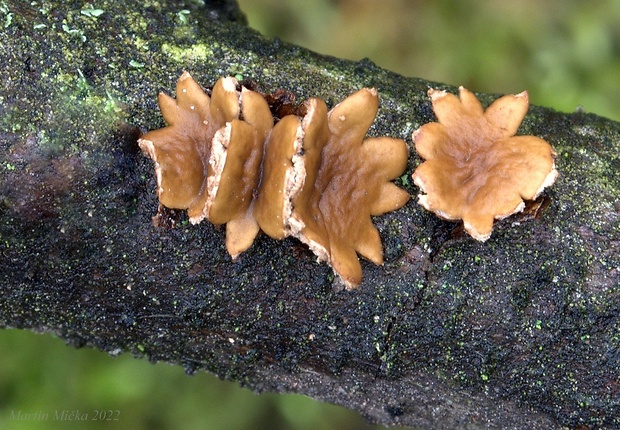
[1,1,619,429]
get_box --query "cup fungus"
[137,72,240,222]
[412,86,558,241]
[205,88,274,257]
[139,73,409,289]
[255,90,410,288]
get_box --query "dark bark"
[1,1,619,428]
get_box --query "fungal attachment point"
[412,87,558,241]
[139,73,409,289]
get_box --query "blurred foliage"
[237,0,620,121]
[0,330,383,430]
[3,2,618,430]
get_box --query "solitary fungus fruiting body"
[139,72,409,289]
[412,87,558,241]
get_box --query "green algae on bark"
[1,1,619,429]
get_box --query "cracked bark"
[1,1,619,429]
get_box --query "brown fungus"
[205,88,274,257]
[140,74,409,288]
[412,87,558,241]
[252,113,306,240]
[253,89,410,288]
[138,72,240,222]
[288,89,410,288]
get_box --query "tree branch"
[1,1,619,428]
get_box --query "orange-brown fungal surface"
[206,88,274,257]
[289,89,410,288]
[140,73,409,288]
[137,72,240,222]
[412,86,558,241]
[252,114,305,240]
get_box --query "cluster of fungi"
[139,72,557,288]
[138,72,409,289]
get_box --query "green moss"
[39,72,124,154]
[1,1,619,428]
[161,42,214,63]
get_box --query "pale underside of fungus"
[412,86,558,241]
[138,72,409,289]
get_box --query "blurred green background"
[239,0,620,121]
[0,330,379,430]
[1,1,619,430]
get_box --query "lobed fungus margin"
[412,87,558,241]
[139,72,409,289]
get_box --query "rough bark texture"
[1,1,619,429]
